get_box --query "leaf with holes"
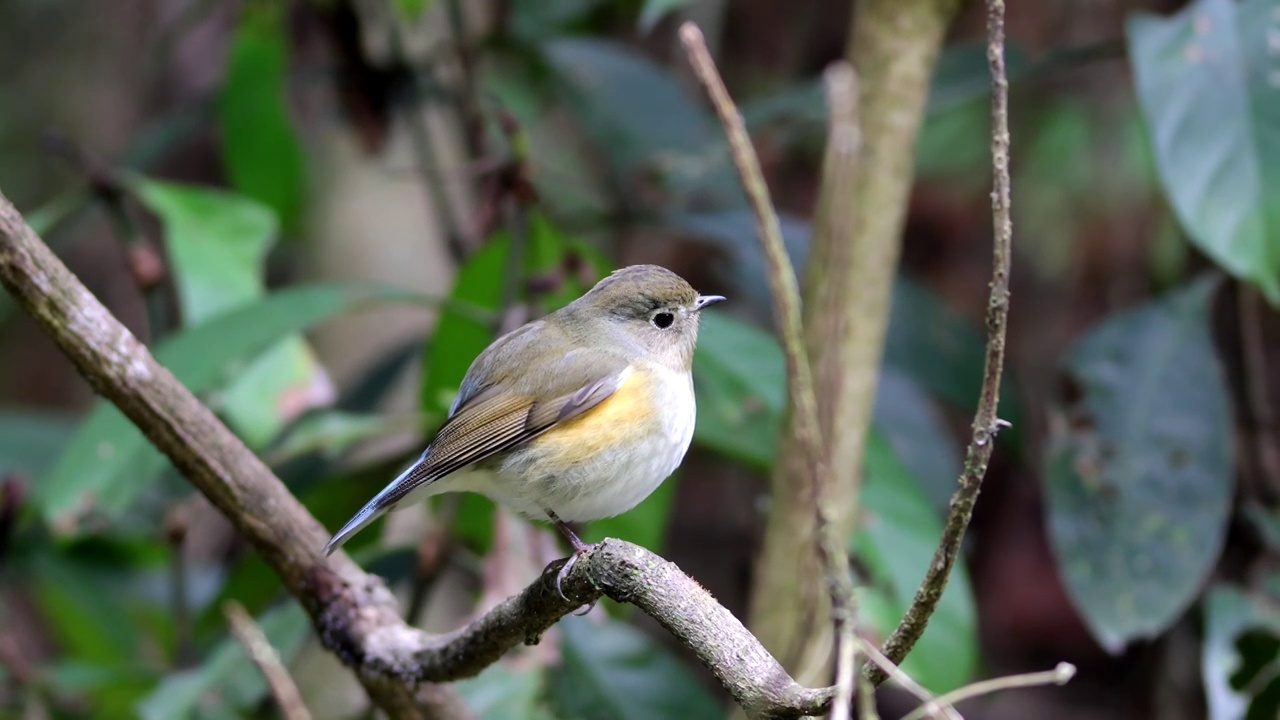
[1129,0,1280,304]
[1202,580,1280,720]
[1044,276,1233,651]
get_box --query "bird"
[323,264,724,598]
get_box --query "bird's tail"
[323,451,429,556]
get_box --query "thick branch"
[0,189,835,719]
[867,0,1014,684]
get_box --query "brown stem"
[866,0,1014,684]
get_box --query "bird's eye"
[652,311,675,329]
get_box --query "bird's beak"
[695,294,726,311]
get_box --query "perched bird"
[324,264,724,596]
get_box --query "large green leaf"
[136,603,310,720]
[218,4,306,235]
[1203,581,1280,720]
[551,615,721,720]
[1044,277,1233,652]
[872,368,962,514]
[544,38,739,208]
[131,179,326,447]
[1128,0,1280,304]
[854,433,978,692]
[691,309,784,469]
[455,661,554,720]
[38,284,409,534]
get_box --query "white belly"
[445,365,697,522]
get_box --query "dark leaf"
[1203,582,1280,720]
[551,615,721,720]
[1044,276,1233,651]
[691,309,784,469]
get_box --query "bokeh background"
[1,0,1277,718]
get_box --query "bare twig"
[856,639,959,720]
[857,674,879,720]
[866,0,1014,684]
[0,188,840,719]
[679,23,857,717]
[224,601,314,720]
[900,663,1076,720]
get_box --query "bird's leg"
[544,509,597,614]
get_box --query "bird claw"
[544,543,598,614]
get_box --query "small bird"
[324,264,724,596]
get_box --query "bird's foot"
[544,542,598,615]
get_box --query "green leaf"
[544,38,739,208]
[872,369,962,514]
[691,309,784,468]
[552,615,721,720]
[455,662,554,720]
[854,433,978,692]
[1044,276,1233,652]
[1203,582,1280,720]
[132,179,329,448]
[0,408,75,480]
[218,4,306,235]
[420,212,603,416]
[1128,0,1280,304]
[638,0,692,32]
[137,603,310,720]
[38,284,408,534]
[393,0,434,19]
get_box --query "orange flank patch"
[530,367,657,459]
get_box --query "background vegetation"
[0,0,1277,718]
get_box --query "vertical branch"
[745,0,963,691]
[678,24,858,718]
[1238,284,1280,497]
[867,0,1014,684]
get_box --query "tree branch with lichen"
[0,189,837,719]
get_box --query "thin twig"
[680,24,858,716]
[866,0,1015,684]
[1238,283,1280,499]
[900,663,1076,720]
[224,601,314,720]
[856,638,959,720]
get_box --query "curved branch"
[0,189,834,719]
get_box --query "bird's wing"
[323,344,629,555]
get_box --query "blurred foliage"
[0,0,1277,718]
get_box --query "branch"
[899,663,1075,720]
[867,0,1014,684]
[0,189,837,719]
[679,23,857,715]
[224,601,313,720]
